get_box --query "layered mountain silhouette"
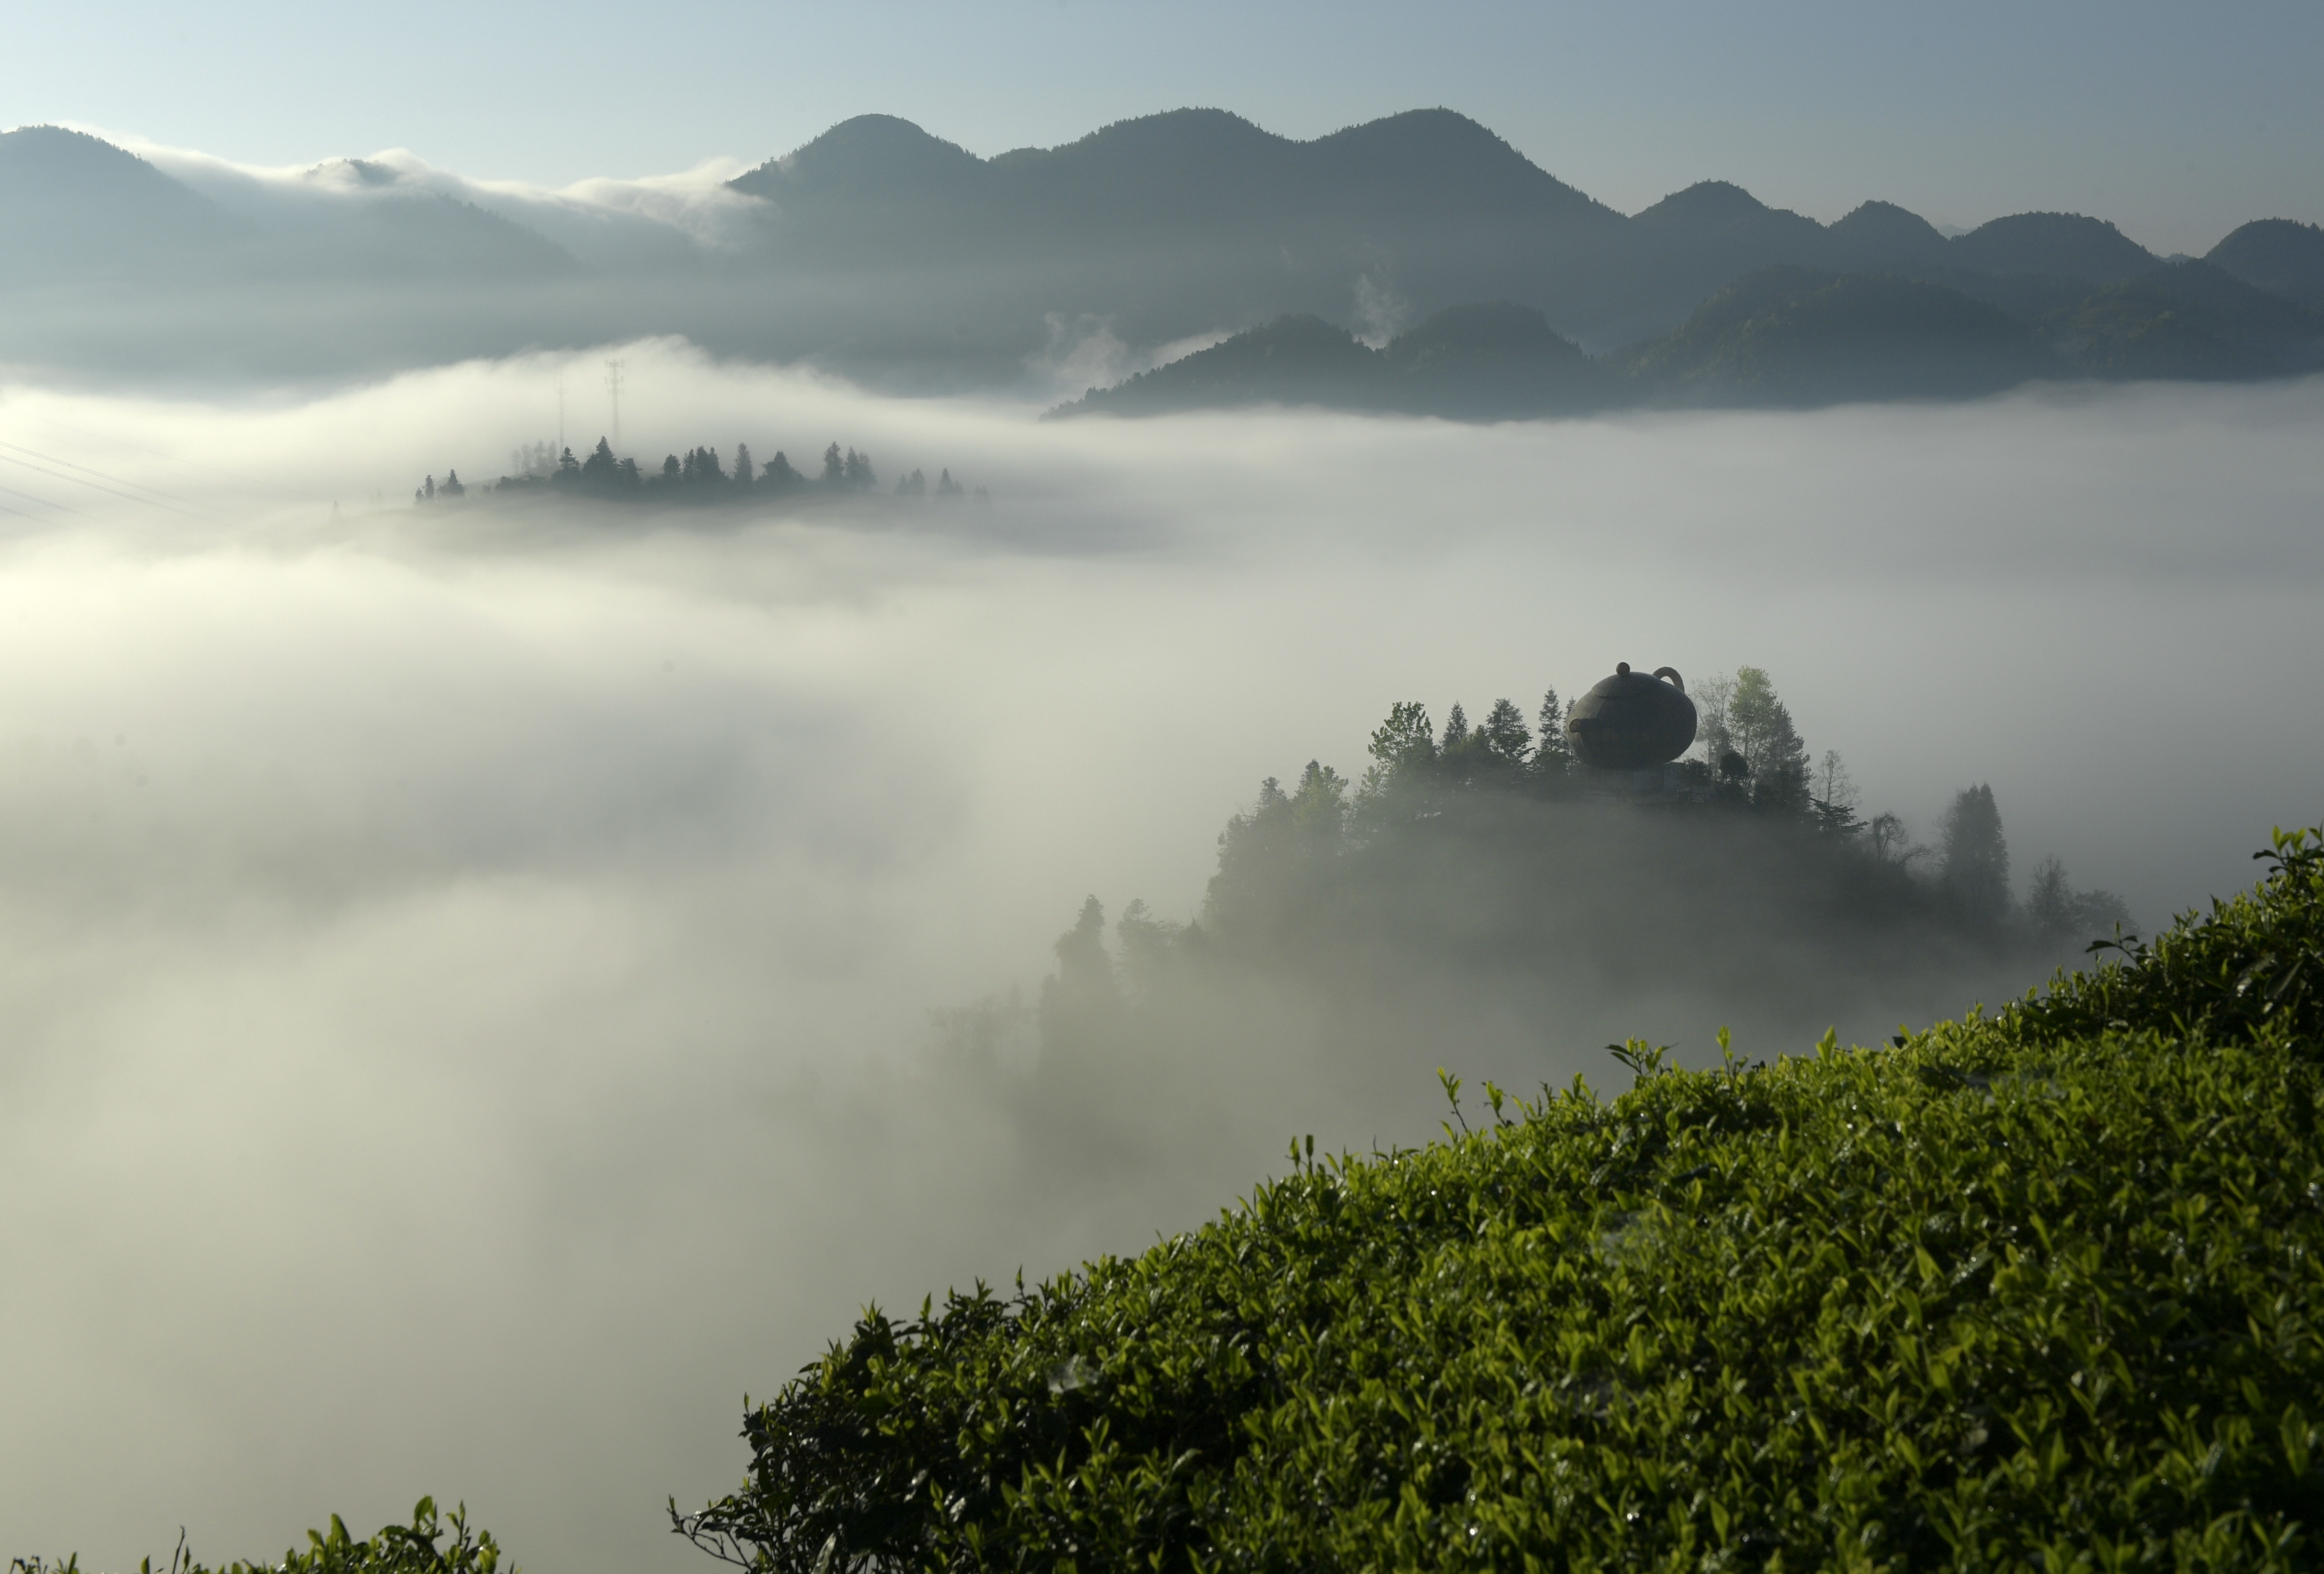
[1613,268,2056,404]
[0,108,2315,397]
[1055,257,2320,419]
[1053,302,1607,419]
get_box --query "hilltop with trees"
[411,437,984,509]
[1000,665,2130,1086]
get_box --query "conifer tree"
[1940,783,2011,926]
[1534,688,1567,762]
[1440,703,1470,755]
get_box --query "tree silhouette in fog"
[985,663,2134,1080]
[1940,783,2011,926]
[416,433,973,507]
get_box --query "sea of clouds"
[2,350,2319,1573]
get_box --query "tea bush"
[13,1500,505,1574]
[677,828,2324,1572]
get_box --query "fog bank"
[2,356,2320,1573]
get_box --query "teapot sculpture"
[1567,663,1697,771]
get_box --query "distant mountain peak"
[1069,107,1280,148]
[733,114,981,198]
[0,123,251,283]
[1,124,188,188]
[2206,217,2324,308]
[1828,200,1949,264]
[1635,181,1773,230]
[1949,212,2157,283]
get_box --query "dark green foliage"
[16,1500,505,1574]
[678,831,2324,1571]
[2006,828,2323,1053]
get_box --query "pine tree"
[2027,855,2074,935]
[1476,698,1531,769]
[1534,688,1566,761]
[822,443,846,486]
[1038,895,1120,1057]
[1440,703,1470,755]
[735,443,755,486]
[1940,784,2011,927]
[1354,701,1436,820]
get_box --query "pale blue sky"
[9,0,2320,255]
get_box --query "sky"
[7,0,2322,256]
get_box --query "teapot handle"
[1652,666,1685,695]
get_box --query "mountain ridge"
[0,109,2315,390]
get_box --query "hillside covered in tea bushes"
[677,827,2324,1572]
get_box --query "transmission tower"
[605,359,626,450]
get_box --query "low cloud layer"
[2,355,2320,1573]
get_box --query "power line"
[4,412,331,505]
[0,442,213,519]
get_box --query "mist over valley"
[2,345,2320,1569]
